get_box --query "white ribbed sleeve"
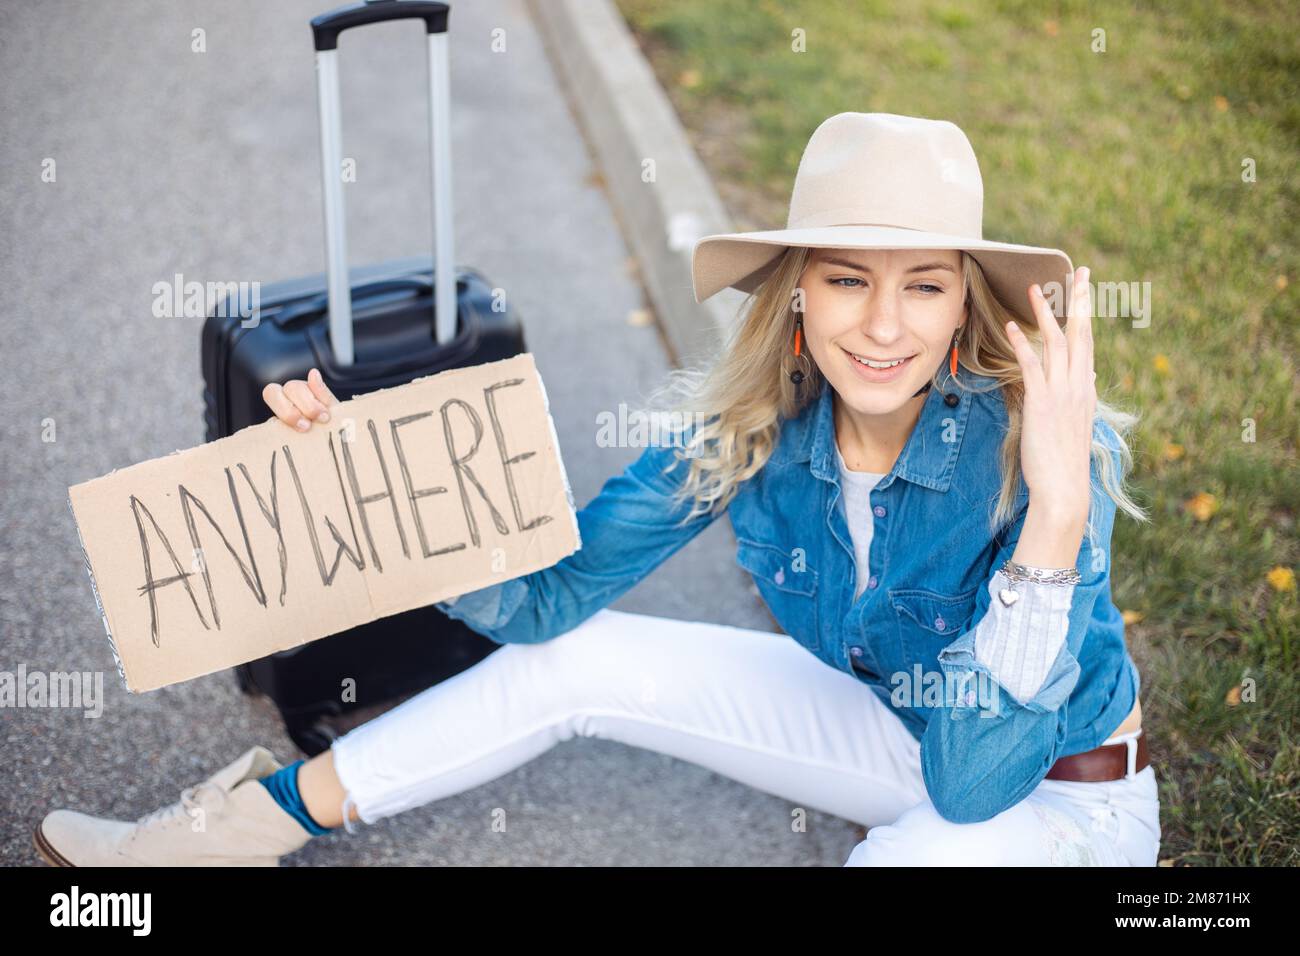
[971,569,1075,705]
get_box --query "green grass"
[617,0,1299,865]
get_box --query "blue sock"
[258,760,335,835]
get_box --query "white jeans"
[329,608,1162,865]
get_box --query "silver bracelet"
[996,558,1080,606]
[999,558,1080,586]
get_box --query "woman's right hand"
[262,368,339,432]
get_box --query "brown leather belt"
[1045,728,1149,782]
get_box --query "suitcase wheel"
[234,664,259,696]
[289,718,340,758]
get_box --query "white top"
[834,437,1074,704]
[832,439,885,600]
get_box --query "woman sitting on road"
[36,112,1158,867]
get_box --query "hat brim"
[691,224,1074,326]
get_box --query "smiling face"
[797,247,966,418]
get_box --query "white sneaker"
[34,745,318,867]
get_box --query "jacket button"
[867,575,878,589]
[873,505,886,518]
[774,567,786,585]
[850,645,863,657]
[934,616,946,630]
[944,393,960,407]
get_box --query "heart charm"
[997,588,1020,608]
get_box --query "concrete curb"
[526,0,750,368]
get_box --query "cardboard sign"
[69,353,580,693]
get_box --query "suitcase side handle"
[313,0,457,366]
[311,0,449,51]
[271,277,433,330]
[303,292,479,384]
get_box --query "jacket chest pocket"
[735,538,819,645]
[887,585,980,667]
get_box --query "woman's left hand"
[1006,266,1096,531]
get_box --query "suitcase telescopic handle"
[311,0,448,50]
[311,0,456,366]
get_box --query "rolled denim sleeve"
[918,420,1125,824]
[434,438,721,645]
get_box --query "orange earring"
[788,316,809,386]
[949,328,961,377]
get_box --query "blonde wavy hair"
[643,246,1148,548]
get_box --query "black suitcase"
[201,0,514,756]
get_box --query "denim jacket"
[436,361,1140,825]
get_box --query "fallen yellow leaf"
[1225,684,1242,706]
[1163,442,1184,461]
[1153,354,1171,375]
[1185,492,1218,521]
[1276,275,1289,291]
[1044,20,1059,36]
[1214,95,1229,112]
[1122,609,1145,626]
[678,68,700,89]
[1266,566,1296,592]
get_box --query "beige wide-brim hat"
[690,112,1074,326]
